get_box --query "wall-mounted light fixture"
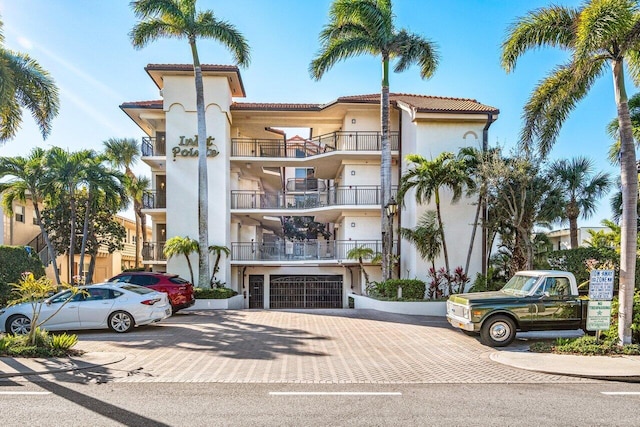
[350,170,356,176]
[351,118,356,124]
[351,222,356,227]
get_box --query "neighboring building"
[546,227,611,251]
[0,198,149,283]
[121,64,499,309]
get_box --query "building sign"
[172,135,219,160]
[588,269,615,300]
[586,300,612,331]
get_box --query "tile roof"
[145,64,240,72]
[335,93,499,113]
[231,102,321,111]
[119,100,162,109]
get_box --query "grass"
[530,335,640,356]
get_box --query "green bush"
[530,336,640,355]
[194,287,238,299]
[374,279,426,300]
[547,247,619,286]
[0,245,46,307]
[0,328,81,357]
[601,290,640,344]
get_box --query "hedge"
[374,279,426,300]
[194,287,238,299]
[0,245,46,306]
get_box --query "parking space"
[64,309,593,384]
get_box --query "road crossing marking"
[270,392,402,396]
[0,391,52,395]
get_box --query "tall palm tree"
[397,152,471,273]
[310,0,439,281]
[208,244,230,288]
[0,17,59,143]
[0,148,61,284]
[127,175,151,267]
[548,157,611,249]
[501,0,640,344]
[77,156,128,282]
[164,236,199,285]
[130,0,251,288]
[44,147,93,283]
[346,246,375,292]
[400,210,442,272]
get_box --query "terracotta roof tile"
[231,102,321,111]
[119,100,162,109]
[145,63,240,72]
[335,93,499,113]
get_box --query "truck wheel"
[480,315,516,347]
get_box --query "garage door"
[270,275,343,309]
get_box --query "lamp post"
[384,197,398,280]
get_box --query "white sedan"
[0,282,172,334]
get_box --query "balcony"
[231,240,388,262]
[231,185,396,210]
[141,136,166,157]
[142,241,166,262]
[285,178,327,192]
[231,131,399,158]
[142,190,167,209]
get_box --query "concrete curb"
[0,352,127,379]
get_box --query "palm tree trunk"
[134,200,141,267]
[465,194,482,274]
[185,254,195,286]
[32,201,61,285]
[434,190,450,273]
[613,59,637,346]
[78,194,92,283]
[568,215,579,249]
[359,257,371,289]
[380,55,392,281]
[69,192,77,283]
[190,37,211,288]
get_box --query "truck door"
[530,277,582,329]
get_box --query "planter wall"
[184,294,244,311]
[350,294,446,316]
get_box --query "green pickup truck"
[446,270,589,347]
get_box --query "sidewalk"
[0,352,125,378]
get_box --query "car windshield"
[119,284,154,295]
[501,275,540,296]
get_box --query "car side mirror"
[543,291,550,298]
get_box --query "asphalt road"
[1,381,639,426]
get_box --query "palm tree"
[502,0,640,345]
[0,148,61,284]
[548,157,611,249]
[606,91,640,164]
[77,156,128,282]
[208,244,230,288]
[127,175,151,267]
[130,0,251,288]
[163,236,199,285]
[397,152,470,273]
[44,147,93,283]
[400,210,442,272]
[310,0,439,281]
[346,246,375,292]
[0,17,59,143]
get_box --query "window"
[15,205,25,223]
[540,277,570,296]
[86,288,112,301]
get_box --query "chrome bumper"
[446,314,476,332]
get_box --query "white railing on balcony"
[231,240,394,261]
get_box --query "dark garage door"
[270,275,343,309]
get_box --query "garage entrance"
[269,275,343,309]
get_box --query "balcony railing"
[231,185,397,210]
[141,136,167,157]
[231,240,390,261]
[142,190,167,209]
[285,178,327,192]
[231,131,399,158]
[142,241,166,262]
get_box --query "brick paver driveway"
[74,309,590,384]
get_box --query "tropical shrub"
[194,287,237,299]
[426,266,470,298]
[0,246,46,306]
[602,291,640,344]
[373,279,426,300]
[0,328,81,357]
[547,247,618,286]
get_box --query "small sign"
[586,300,612,331]
[588,269,615,300]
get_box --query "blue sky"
[0,0,626,227]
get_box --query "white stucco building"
[121,64,499,309]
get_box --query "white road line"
[601,392,640,396]
[0,392,52,395]
[269,392,402,396]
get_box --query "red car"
[108,272,195,313]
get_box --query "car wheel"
[6,314,31,335]
[480,315,516,347]
[108,311,134,333]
